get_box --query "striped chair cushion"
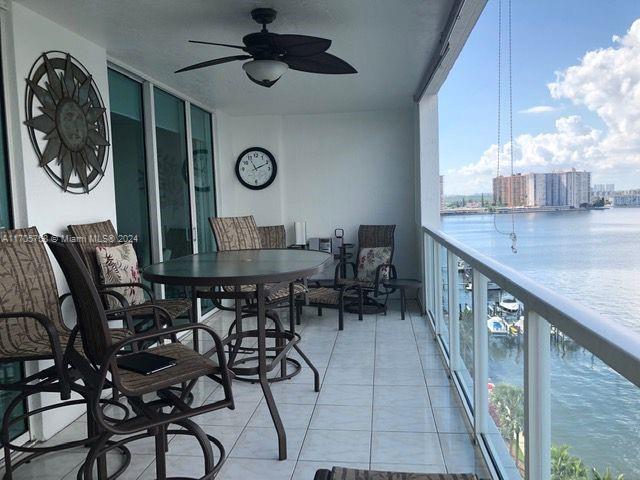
[307,287,340,306]
[258,225,286,249]
[329,467,477,480]
[210,216,262,251]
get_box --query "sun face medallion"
[24,51,110,193]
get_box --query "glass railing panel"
[439,243,450,353]
[456,260,474,406]
[550,327,640,479]
[485,285,525,477]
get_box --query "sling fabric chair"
[67,220,192,329]
[314,467,478,480]
[46,234,234,480]
[338,224,397,315]
[257,225,287,249]
[205,216,315,384]
[0,227,131,480]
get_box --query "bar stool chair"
[45,234,234,480]
[0,227,132,480]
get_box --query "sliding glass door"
[190,105,217,313]
[154,89,193,299]
[107,69,152,268]
[0,61,28,443]
[108,65,218,319]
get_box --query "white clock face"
[237,149,276,189]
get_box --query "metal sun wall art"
[24,51,110,194]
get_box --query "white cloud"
[518,105,557,114]
[447,19,640,194]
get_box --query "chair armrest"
[374,263,397,297]
[0,312,70,399]
[92,323,230,432]
[100,282,155,301]
[108,303,172,331]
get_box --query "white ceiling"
[16,0,453,115]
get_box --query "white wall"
[216,108,418,277]
[10,3,116,439]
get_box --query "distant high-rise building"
[592,183,615,201]
[493,174,528,207]
[493,169,591,208]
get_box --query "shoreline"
[440,206,622,216]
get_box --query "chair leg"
[358,288,364,321]
[338,303,344,331]
[296,302,302,325]
[317,306,323,316]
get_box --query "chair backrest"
[67,220,119,285]
[0,227,68,352]
[45,234,113,364]
[358,225,396,250]
[209,216,262,251]
[258,225,286,249]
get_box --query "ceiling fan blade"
[175,55,252,73]
[273,34,331,56]
[284,52,357,74]
[189,40,247,50]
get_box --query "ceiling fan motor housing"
[251,8,277,29]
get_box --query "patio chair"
[338,224,397,315]
[204,216,312,383]
[67,220,192,331]
[45,233,234,480]
[0,227,132,480]
[314,467,477,479]
[258,224,287,249]
[295,285,347,330]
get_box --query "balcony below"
[11,301,489,480]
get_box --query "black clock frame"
[235,147,277,190]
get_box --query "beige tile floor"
[4,301,490,480]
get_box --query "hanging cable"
[493,0,518,253]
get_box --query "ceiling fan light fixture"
[242,59,288,87]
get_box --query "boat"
[457,259,466,272]
[509,316,524,336]
[499,295,520,313]
[487,316,508,335]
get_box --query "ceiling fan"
[175,8,357,87]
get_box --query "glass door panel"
[107,69,152,268]
[154,88,192,300]
[190,106,216,314]
[0,64,27,443]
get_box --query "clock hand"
[256,162,268,169]
[249,159,258,170]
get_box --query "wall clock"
[24,51,110,194]
[235,147,277,190]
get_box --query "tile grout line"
[409,305,448,471]
[368,307,378,469]
[290,308,340,480]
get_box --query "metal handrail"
[423,225,640,389]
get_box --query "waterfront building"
[495,169,591,208]
[493,173,528,206]
[593,183,615,201]
[613,192,640,207]
[440,175,444,211]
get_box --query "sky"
[439,0,640,195]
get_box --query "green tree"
[551,445,588,480]
[490,384,524,467]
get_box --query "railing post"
[473,270,488,435]
[433,240,442,336]
[447,251,460,371]
[424,233,434,318]
[524,310,551,480]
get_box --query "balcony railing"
[422,225,640,479]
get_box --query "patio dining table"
[142,248,331,460]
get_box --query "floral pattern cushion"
[95,243,146,309]
[356,247,392,283]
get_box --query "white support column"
[447,251,460,371]
[524,310,551,480]
[473,270,488,435]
